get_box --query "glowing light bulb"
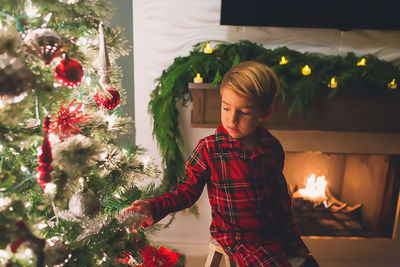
[279,56,288,65]
[84,76,92,86]
[44,183,57,195]
[328,77,337,88]
[26,0,39,18]
[0,197,11,210]
[23,248,33,259]
[388,78,397,89]
[357,58,366,66]
[301,65,311,76]
[203,43,213,54]
[193,73,203,83]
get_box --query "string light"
[44,183,57,195]
[0,249,10,263]
[301,65,311,76]
[37,222,48,230]
[357,58,366,66]
[328,77,338,88]
[0,197,11,210]
[279,56,288,65]
[84,76,92,86]
[193,73,203,83]
[387,78,397,89]
[203,42,213,54]
[25,0,40,18]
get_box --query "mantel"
[189,83,400,133]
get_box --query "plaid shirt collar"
[215,124,274,159]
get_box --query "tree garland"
[149,40,400,189]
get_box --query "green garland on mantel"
[149,40,400,190]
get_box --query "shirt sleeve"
[145,139,210,226]
[275,172,305,249]
[274,141,304,250]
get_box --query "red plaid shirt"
[148,124,303,254]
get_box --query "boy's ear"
[260,106,274,122]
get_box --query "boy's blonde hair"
[220,61,280,111]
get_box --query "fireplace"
[271,129,400,266]
[284,152,400,238]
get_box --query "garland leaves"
[149,40,400,189]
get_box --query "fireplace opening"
[284,152,400,238]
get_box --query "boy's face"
[221,87,270,140]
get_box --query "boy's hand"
[120,200,153,233]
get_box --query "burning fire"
[296,174,327,202]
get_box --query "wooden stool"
[204,239,307,267]
[205,239,236,267]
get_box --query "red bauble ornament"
[94,87,120,110]
[54,57,84,88]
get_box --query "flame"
[297,174,327,202]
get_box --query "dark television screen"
[221,0,400,31]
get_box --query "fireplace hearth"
[284,152,400,239]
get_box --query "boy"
[122,61,317,266]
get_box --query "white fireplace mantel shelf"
[272,129,400,155]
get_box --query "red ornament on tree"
[37,117,53,190]
[94,87,120,110]
[11,220,46,254]
[137,245,180,267]
[50,99,91,140]
[54,56,84,88]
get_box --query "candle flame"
[329,77,337,88]
[388,78,397,89]
[193,73,203,83]
[279,56,288,65]
[203,43,213,54]
[357,58,366,66]
[301,65,311,76]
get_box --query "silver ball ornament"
[68,189,101,218]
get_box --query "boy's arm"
[145,140,210,226]
[276,173,309,255]
[273,140,309,255]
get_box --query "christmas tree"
[0,0,180,266]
